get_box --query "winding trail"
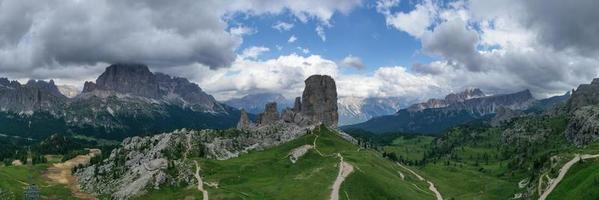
[193,160,209,200]
[312,133,355,200]
[330,153,354,200]
[397,163,443,200]
[539,154,599,200]
[45,149,101,200]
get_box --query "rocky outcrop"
[567,78,599,112]
[237,75,340,129]
[491,107,524,127]
[257,102,279,125]
[237,109,252,129]
[565,106,599,146]
[76,123,317,199]
[25,79,64,97]
[301,75,338,127]
[292,97,302,112]
[225,93,292,114]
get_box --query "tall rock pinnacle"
[301,75,338,127]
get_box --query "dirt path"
[193,160,209,200]
[330,153,354,200]
[397,163,443,200]
[45,149,101,200]
[539,154,599,200]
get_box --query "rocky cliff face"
[0,78,66,114]
[563,78,599,146]
[83,63,161,98]
[82,63,225,113]
[565,105,599,146]
[567,78,599,112]
[301,75,338,127]
[257,102,280,125]
[407,88,485,112]
[445,89,535,115]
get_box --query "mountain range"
[342,88,570,134]
[0,63,242,140]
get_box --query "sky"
[1,0,598,101]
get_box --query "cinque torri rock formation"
[75,74,347,199]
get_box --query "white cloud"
[377,0,599,98]
[316,25,326,41]
[0,0,363,82]
[240,46,270,59]
[272,21,294,31]
[341,55,364,69]
[378,0,438,38]
[297,47,310,54]
[288,35,298,43]
[230,25,257,36]
[191,53,441,101]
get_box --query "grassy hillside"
[366,114,599,199]
[0,164,75,199]
[548,158,599,200]
[139,126,437,200]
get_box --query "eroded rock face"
[90,63,161,99]
[565,105,599,146]
[0,78,67,114]
[237,109,252,129]
[491,107,524,127]
[301,75,338,127]
[81,63,226,113]
[292,97,302,112]
[567,78,599,112]
[257,102,279,125]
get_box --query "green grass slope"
[548,158,599,200]
[140,126,437,200]
[0,164,75,199]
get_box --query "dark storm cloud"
[0,0,240,73]
[523,0,599,54]
[421,19,483,71]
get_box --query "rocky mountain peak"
[0,78,67,113]
[80,63,225,113]
[85,63,161,98]
[301,75,338,127]
[445,88,485,103]
[25,79,64,98]
[408,88,486,112]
